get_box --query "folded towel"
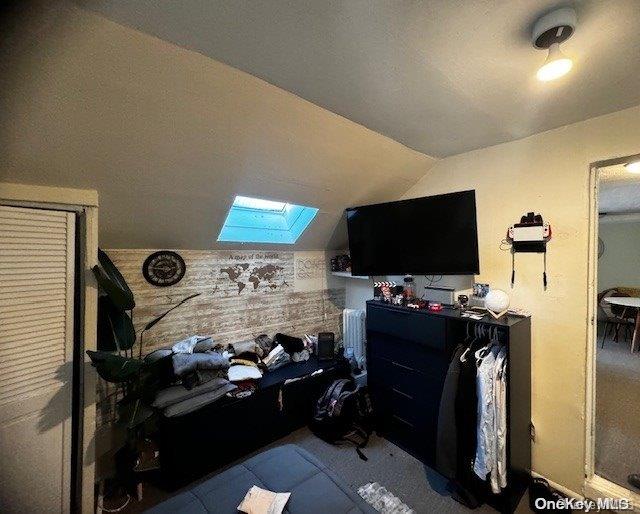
[153,377,230,409]
[263,344,290,371]
[181,369,227,390]
[228,365,263,382]
[291,349,310,363]
[255,334,274,356]
[230,358,260,368]
[238,485,290,514]
[227,340,258,356]
[172,351,229,377]
[172,336,214,354]
[163,382,237,417]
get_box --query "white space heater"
[343,309,366,369]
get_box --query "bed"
[145,444,376,513]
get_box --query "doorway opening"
[586,152,640,505]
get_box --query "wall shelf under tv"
[331,271,370,280]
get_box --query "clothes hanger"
[475,325,494,365]
[460,322,476,362]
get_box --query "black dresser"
[366,300,531,513]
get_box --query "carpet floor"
[595,332,640,489]
[116,427,531,513]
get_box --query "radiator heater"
[342,309,366,369]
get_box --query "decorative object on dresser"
[485,289,510,319]
[366,300,531,513]
[330,253,352,272]
[142,250,186,287]
[423,285,455,306]
[317,332,336,361]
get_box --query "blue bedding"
[145,444,376,513]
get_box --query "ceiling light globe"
[537,43,573,82]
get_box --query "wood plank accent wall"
[97,249,345,426]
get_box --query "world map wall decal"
[220,262,288,294]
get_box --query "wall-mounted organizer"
[506,212,552,288]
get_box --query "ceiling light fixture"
[536,43,573,81]
[532,8,577,82]
[625,160,640,174]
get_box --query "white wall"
[598,219,640,292]
[343,105,640,495]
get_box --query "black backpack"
[309,378,374,460]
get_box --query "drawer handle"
[392,361,415,372]
[392,414,414,428]
[392,388,413,400]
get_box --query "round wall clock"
[142,251,186,287]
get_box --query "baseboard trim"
[530,471,583,500]
[584,475,640,512]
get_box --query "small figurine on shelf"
[330,254,352,272]
[374,281,397,303]
[381,283,392,303]
[403,275,416,303]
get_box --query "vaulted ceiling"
[2,1,640,249]
[0,1,434,250]
[78,0,640,157]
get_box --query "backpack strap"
[339,427,370,461]
[325,379,353,416]
[317,379,345,409]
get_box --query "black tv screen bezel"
[345,190,480,276]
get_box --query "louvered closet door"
[0,205,75,514]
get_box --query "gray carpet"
[268,428,504,513]
[595,332,640,489]
[120,427,531,513]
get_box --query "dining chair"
[598,289,634,348]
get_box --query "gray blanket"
[172,352,229,377]
[144,444,376,513]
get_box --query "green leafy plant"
[88,249,154,432]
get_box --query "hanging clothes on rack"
[436,322,509,503]
[436,344,465,478]
[472,326,508,494]
[436,324,485,508]
[473,342,499,481]
[492,345,508,493]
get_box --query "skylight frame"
[217,195,319,244]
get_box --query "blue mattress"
[145,444,376,513]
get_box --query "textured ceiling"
[599,164,640,214]
[77,0,640,157]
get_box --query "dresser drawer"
[369,356,446,402]
[368,334,450,378]
[367,303,446,351]
[376,407,434,463]
[370,383,440,428]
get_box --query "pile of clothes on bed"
[147,332,318,417]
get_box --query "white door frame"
[584,153,640,509]
[0,183,98,513]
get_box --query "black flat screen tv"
[346,190,479,276]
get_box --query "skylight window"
[232,196,286,212]
[217,195,319,244]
